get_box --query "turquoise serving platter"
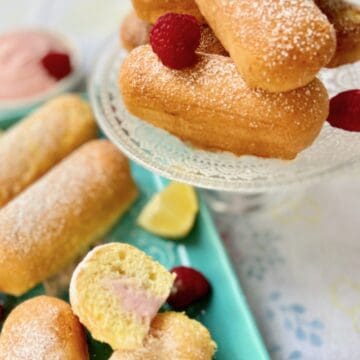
[0,113,269,360]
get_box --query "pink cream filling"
[104,277,164,320]
[0,30,69,101]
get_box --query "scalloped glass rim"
[89,37,360,193]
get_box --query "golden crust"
[0,94,97,208]
[120,46,329,160]
[0,296,89,360]
[316,0,360,67]
[120,12,227,56]
[194,0,336,92]
[198,25,228,57]
[121,11,151,51]
[70,243,174,350]
[131,0,205,24]
[0,140,138,296]
[110,312,216,360]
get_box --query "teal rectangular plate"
[0,115,269,360]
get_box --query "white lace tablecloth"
[1,1,360,359]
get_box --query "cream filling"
[104,277,164,320]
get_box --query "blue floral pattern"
[230,219,285,281]
[266,292,325,359]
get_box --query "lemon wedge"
[138,182,199,239]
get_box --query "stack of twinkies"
[119,0,360,160]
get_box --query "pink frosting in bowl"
[0,29,81,112]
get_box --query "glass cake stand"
[89,37,360,212]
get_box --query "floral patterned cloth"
[215,175,360,360]
[1,1,360,359]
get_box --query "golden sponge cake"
[110,312,216,360]
[120,46,329,160]
[132,0,205,24]
[194,0,336,92]
[0,296,89,360]
[0,140,138,296]
[120,11,227,56]
[121,11,151,51]
[0,94,97,208]
[70,243,175,350]
[316,0,360,67]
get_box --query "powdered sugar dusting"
[1,304,63,360]
[0,140,127,268]
[123,46,326,125]
[0,94,96,208]
[218,0,335,68]
[198,25,228,56]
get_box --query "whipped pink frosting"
[105,277,164,320]
[0,30,69,100]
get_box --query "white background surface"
[1,1,360,359]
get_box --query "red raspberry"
[150,13,201,70]
[167,266,211,309]
[41,51,72,80]
[327,90,360,131]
